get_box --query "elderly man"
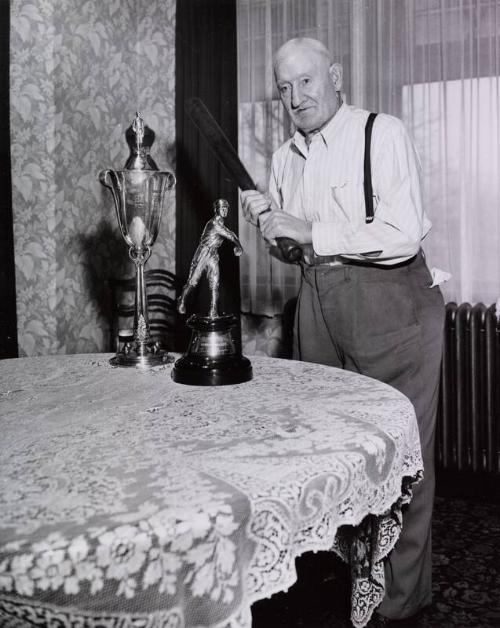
[241,38,445,626]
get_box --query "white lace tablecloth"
[0,354,422,628]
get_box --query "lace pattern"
[0,354,422,627]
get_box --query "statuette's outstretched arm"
[177,199,243,318]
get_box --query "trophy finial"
[132,112,145,148]
[124,113,159,171]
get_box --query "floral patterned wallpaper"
[10,0,176,356]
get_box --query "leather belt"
[301,245,341,266]
[301,247,418,269]
[302,253,344,266]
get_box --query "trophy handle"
[99,168,117,193]
[99,169,129,243]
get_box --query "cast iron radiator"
[437,302,500,473]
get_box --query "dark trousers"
[293,251,445,619]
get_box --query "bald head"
[274,38,332,75]
[273,38,342,135]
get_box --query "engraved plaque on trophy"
[172,199,252,386]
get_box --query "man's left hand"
[260,211,312,245]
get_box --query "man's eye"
[302,78,310,85]
[279,85,290,94]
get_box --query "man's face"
[274,48,341,134]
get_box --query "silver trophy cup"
[100,114,175,368]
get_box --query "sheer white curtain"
[237,0,500,314]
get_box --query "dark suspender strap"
[364,112,378,223]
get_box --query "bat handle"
[276,237,303,263]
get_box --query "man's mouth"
[295,106,314,115]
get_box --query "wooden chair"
[108,269,177,353]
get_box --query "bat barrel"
[185,97,303,262]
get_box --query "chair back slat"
[108,269,177,352]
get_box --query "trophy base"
[110,349,174,369]
[172,314,252,386]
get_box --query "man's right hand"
[240,190,277,227]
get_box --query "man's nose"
[290,86,303,109]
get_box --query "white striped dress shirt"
[269,103,432,265]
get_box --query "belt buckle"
[301,247,342,266]
[313,254,342,266]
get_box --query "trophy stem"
[133,250,151,355]
[109,245,171,368]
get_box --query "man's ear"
[329,63,343,92]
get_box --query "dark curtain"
[0,4,18,359]
[175,0,240,350]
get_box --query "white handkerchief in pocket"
[429,267,452,288]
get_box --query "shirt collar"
[292,102,349,156]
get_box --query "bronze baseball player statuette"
[177,199,243,319]
[172,199,252,386]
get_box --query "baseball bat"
[185,97,303,263]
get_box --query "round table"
[0,354,422,628]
